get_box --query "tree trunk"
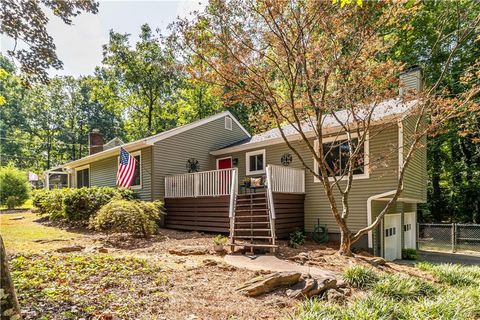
[338,225,353,256]
[0,235,21,319]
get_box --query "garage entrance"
[384,214,402,260]
[404,212,416,249]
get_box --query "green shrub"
[417,262,479,287]
[89,199,163,237]
[289,228,306,248]
[0,165,30,208]
[402,248,418,260]
[32,188,71,219]
[213,234,228,245]
[373,274,437,300]
[63,186,135,221]
[342,265,379,289]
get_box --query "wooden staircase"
[229,192,277,253]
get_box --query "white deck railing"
[267,164,305,194]
[164,168,238,198]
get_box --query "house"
[46,68,426,261]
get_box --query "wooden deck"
[164,192,304,238]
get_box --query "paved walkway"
[224,254,338,278]
[418,250,480,266]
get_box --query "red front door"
[217,157,232,194]
[217,157,232,169]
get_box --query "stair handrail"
[228,168,238,241]
[266,165,276,246]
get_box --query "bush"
[289,229,306,248]
[0,165,30,208]
[63,186,135,221]
[89,199,163,237]
[32,188,71,219]
[373,274,437,300]
[342,265,379,289]
[213,234,228,245]
[402,248,418,260]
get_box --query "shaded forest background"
[0,1,479,223]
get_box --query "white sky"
[0,0,205,77]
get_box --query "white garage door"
[404,212,416,249]
[384,214,402,261]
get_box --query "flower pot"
[213,245,225,253]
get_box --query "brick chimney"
[88,129,104,155]
[399,66,423,96]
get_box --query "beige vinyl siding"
[77,146,153,201]
[402,115,427,202]
[152,116,250,199]
[216,122,400,233]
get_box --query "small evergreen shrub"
[32,188,71,219]
[89,199,163,237]
[0,165,30,208]
[289,229,306,248]
[373,274,437,300]
[342,265,379,289]
[213,234,228,245]
[402,248,418,260]
[63,186,135,221]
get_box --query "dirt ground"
[1,211,432,319]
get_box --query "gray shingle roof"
[217,98,417,149]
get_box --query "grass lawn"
[0,199,33,210]
[0,212,88,253]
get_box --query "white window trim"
[118,150,142,190]
[246,149,266,176]
[225,116,233,130]
[75,164,90,188]
[313,132,369,183]
[216,156,232,169]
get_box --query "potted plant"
[243,177,251,187]
[213,234,228,253]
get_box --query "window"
[314,133,369,182]
[246,149,266,175]
[131,154,141,188]
[117,151,141,189]
[225,116,233,130]
[76,165,89,188]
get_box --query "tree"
[0,165,30,209]
[176,0,480,255]
[93,24,181,140]
[0,0,98,83]
[392,1,480,223]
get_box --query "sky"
[0,0,205,78]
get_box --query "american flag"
[116,148,138,188]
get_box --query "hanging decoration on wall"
[186,158,200,173]
[281,153,293,166]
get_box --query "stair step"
[234,235,272,239]
[235,228,271,232]
[228,242,278,248]
[235,208,268,212]
[236,197,267,202]
[235,215,269,219]
[236,203,267,207]
[235,221,270,225]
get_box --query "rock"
[325,289,346,303]
[236,272,302,297]
[288,252,311,264]
[9,216,24,220]
[98,247,109,253]
[203,259,218,266]
[168,246,209,256]
[286,278,317,298]
[304,277,337,298]
[370,257,386,267]
[55,245,85,253]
